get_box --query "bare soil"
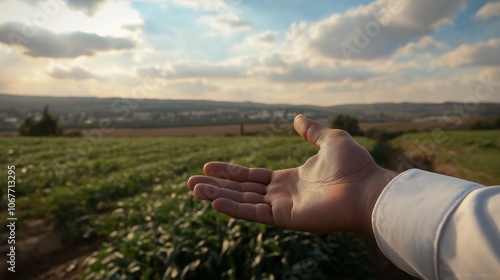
[0,220,97,280]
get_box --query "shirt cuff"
[371,169,482,279]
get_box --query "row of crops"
[1,135,412,279]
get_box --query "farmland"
[389,130,500,185]
[1,129,498,279]
[0,120,449,138]
[1,135,412,279]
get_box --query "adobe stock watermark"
[52,65,167,181]
[6,0,62,48]
[340,0,412,59]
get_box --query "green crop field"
[390,130,500,185]
[2,130,498,279]
[1,135,413,279]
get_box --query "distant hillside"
[0,93,320,114]
[328,102,500,122]
[1,93,499,130]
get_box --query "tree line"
[19,106,63,136]
[18,107,500,137]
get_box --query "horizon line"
[1,92,500,108]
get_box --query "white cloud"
[394,36,448,56]
[47,65,99,80]
[137,53,379,86]
[233,31,278,53]
[200,12,251,32]
[60,0,109,16]
[2,0,499,105]
[0,22,136,58]
[287,0,466,60]
[23,0,109,16]
[259,54,288,70]
[138,61,248,79]
[249,31,277,44]
[167,80,220,96]
[437,39,500,67]
[0,1,144,38]
[167,0,242,11]
[169,0,249,35]
[267,59,378,83]
[475,1,500,20]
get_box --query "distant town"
[0,107,320,131]
[1,93,500,131]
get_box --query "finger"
[193,183,265,203]
[212,198,274,225]
[203,162,273,184]
[187,175,267,194]
[294,114,330,147]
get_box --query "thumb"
[294,114,330,147]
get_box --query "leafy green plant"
[0,135,414,279]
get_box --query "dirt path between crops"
[384,143,435,173]
[0,220,97,280]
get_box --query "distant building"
[133,112,153,121]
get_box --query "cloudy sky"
[0,0,499,106]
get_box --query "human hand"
[187,115,396,236]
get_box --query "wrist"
[358,167,398,237]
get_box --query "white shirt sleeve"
[372,169,500,280]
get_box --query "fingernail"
[295,114,306,133]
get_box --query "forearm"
[371,169,500,279]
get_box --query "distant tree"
[466,116,500,130]
[330,114,363,136]
[19,105,63,136]
[365,128,405,142]
[493,116,500,129]
[19,116,36,136]
[468,118,486,130]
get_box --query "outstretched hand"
[187,115,396,236]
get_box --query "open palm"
[187,115,394,235]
